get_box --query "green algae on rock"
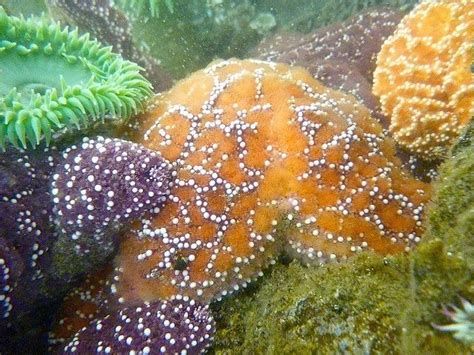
[212,249,472,354]
[0,0,47,17]
[0,7,153,150]
[117,0,174,18]
[121,0,419,80]
[426,119,474,272]
[211,120,474,354]
[119,0,274,78]
[113,1,419,80]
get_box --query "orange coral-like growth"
[373,0,474,159]
[113,59,431,304]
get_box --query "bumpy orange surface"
[373,0,474,159]
[113,59,431,304]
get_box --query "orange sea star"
[48,265,112,347]
[111,59,431,304]
[373,0,474,159]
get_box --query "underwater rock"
[50,136,171,281]
[212,242,472,354]
[426,118,474,272]
[0,7,153,149]
[46,0,173,92]
[118,0,274,78]
[250,13,277,35]
[109,59,430,307]
[116,0,174,18]
[60,298,215,354]
[373,0,474,159]
[0,0,47,17]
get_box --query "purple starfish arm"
[0,236,23,323]
[0,146,59,311]
[61,298,215,354]
[51,136,172,257]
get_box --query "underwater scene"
[0,0,473,353]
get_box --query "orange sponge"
[373,0,474,159]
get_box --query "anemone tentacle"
[0,7,153,150]
[434,298,474,345]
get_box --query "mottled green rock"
[47,234,116,286]
[210,120,474,354]
[0,0,47,16]
[123,0,269,78]
[212,246,472,354]
[426,119,474,272]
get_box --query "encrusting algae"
[110,59,431,305]
[426,118,474,273]
[373,0,474,159]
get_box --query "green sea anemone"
[0,7,153,150]
[117,0,174,18]
[434,298,474,346]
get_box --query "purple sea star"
[252,7,405,129]
[253,7,404,81]
[51,136,171,258]
[0,236,22,322]
[60,298,215,354]
[0,136,171,352]
[0,146,59,307]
